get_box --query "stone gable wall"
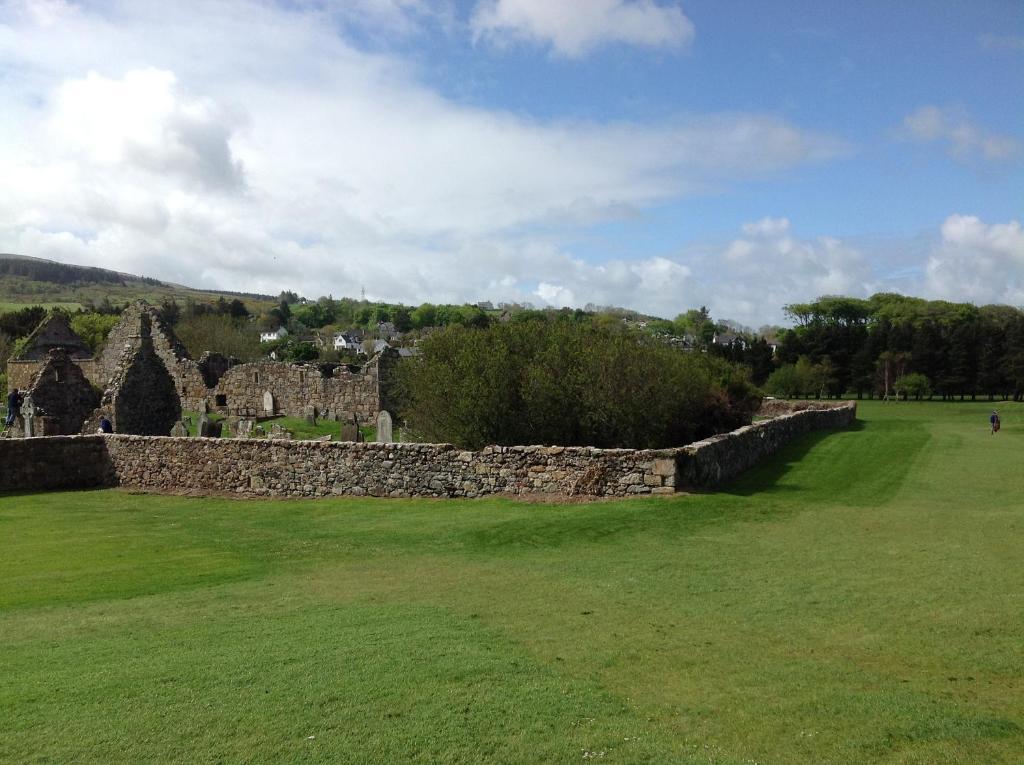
[24,348,100,435]
[14,313,92,361]
[0,402,855,499]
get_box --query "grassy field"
[1,401,1022,763]
[0,300,83,313]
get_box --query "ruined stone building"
[6,301,396,436]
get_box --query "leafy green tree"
[177,315,261,361]
[764,365,803,398]
[895,373,931,400]
[70,313,121,354]
[394,321,760,450]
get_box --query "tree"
[394,321,760,450]
[895,373,931,400]
[176,315,261,361]
[70,313,121,354]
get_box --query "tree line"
[765,294,1024,401]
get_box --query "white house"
[260,326,289,343]
[333,332,361,352]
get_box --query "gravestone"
[304,405,317,426]
[235,419,254,439]
[268,423,293,440]
[339,421,359,442]
[22,395,36,438]
[376,410,393,443]
[262,391,275,415]
[200,419,222,438]
[170,421,188,438]
[197,413,209,436]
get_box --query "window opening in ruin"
[299,371,306,384]
[254,372,260,384]
[215,394,227,407]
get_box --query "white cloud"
[0,0,845,321]
[49,69,244,191]
[471,0,694,57]
[900,105,1021,163]
[741,217,790,237]
[925,215,1024,305]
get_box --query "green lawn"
[1,401,1022,763]
[182,411,377,441]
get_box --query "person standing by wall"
[5,388,23,429]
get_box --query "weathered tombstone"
[22,395,35,438]
[376,410,393,443]
[235,419,254,439]
[262,391,274,415]
[197,413,209,436]
[339,421,359,442]
[268,423,293,440]
[202,421,223,438]
[170,421,188,438]
[304,405,317,426]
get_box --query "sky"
[0,0,1022,326]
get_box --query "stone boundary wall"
[757,398,851,417]
[675,401,857,488]
[0,436,111,493]
[0,402,855,498]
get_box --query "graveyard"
[1,400,1022,763]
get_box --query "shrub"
[394,321,760,450]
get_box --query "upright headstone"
[376,410,393,443]
[170,421,188,438]
[235,419,254,439]
[22,395,35,438]
[304,405,317,426]
[262,391,275,415]
[201,420,223,438]
[339,420,359,442]
[197,412,209,437]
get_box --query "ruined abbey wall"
[211,358,383,421]
[0,403,856,498]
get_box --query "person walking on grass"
[990,410,1001,435]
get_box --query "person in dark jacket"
[990,410,1001,435]
[5,388,23,428]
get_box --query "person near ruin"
[990,410,1000,435]
[5,387,23,428]
[98,415,113,434]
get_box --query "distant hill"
[0,254,277,313]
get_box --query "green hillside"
[0,254,278,312]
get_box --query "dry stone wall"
[675,402,857,488]
[104,437,680,498]
[0,436,111,493]
[1,402,856,499]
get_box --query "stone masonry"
[0,402,855,498]
[22,348,100,435]
[7,302,392,430]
